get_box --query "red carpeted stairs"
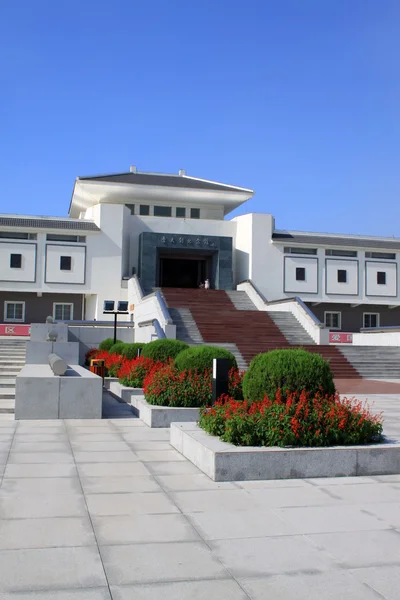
[163,288,360,379]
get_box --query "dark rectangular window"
[60,256,71,271]
[296,267,306,281]
[176,207,186,218]
[0,231,29,240]
[364,313,379,328]
[284,247,317,255]
[326,249,357,257]
[337,269,347,283]
[139,205,150,216]
[154,206,172,217]
[10,253,22,269]
[190,208,200,219]
[377,271,386,285]
[46,234,85,242]
[365,251,396,260]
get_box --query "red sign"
[329,332,353,344]
[0,324,31,337]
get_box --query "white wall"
[0,242,37,283]
[352,330,400,346]
[365,261,397,297]
[45,244,86,284]
[325,259,359,295]
[284,256,318,294]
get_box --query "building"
[1,166,400,333]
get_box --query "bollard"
[212,358,230,404]
[48,353,68,376]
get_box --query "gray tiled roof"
[79,171,250,193]
[272,232,400,250]
[0,216,100,231]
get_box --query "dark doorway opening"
[159,256,207,288]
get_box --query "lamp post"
[103,300,129,344]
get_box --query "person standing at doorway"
[204,279,210,289]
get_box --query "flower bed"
[199,390,383,447]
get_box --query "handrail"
[137,318,166,339]
[155,291,173,325]
[237,279,268,303]
[293,297,324,328]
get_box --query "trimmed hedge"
[175,345,237,373]
[99,338,120,352]
[121,343,146,359]
[109,342,127,355]
[141,339,189,363]
[243,348,335,403]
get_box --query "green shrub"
[121,343,146,359]
[141,339,189,363]
[175,345,237,373]
[243,348,335,403]
[109,342,127,355]
[99,338,120,352]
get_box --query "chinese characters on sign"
[329,332,353,344]
[160,235,216,248]
[0,325,31,336]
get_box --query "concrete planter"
[170,422,400,482]
[109,381,200,427]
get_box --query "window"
[325,312,341,330]
[364,313,379,328]
[284,247,317,255]
[325,249,357,257]
[296,267,306,281]
[176,207,186,218]
[154,206,172,217]
[4,301,25,322]
[10,253,22,269]
[0,232,36,240]
[365,251,396,260]
[337,269,347,283]
[46,234,86,243]
[190,208,200,219]
[60,256,71,271]
[377,271,386,285]
[139,205,150,216]
[53,303,73,321]
[125,204,135,215]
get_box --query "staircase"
[339,346,400,380]
[162,288,359,379]
[0,339,26,413]
[268,312,315,346]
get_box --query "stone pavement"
[0,395,399,598]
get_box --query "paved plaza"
[0,394,398,599]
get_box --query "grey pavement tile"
[274,505,390,534]
[352,565,400,600]
[361,502,400,528]
[11,434,69,442]
[237,479,311,489]
[127,441,175,451]
[86,492,179,516]
[306,476,376,486]
[67,427,116,436]
[70,441,131,452]
[3,463,78,478]
[68,434,123,442]
[134,450,186,462]
[110,579,248,600]
[17,420,65,427]
[309,529,400,568]
[0,589,111,599]
[240,572,383,600]
[0,421,16,428]
[121,429,170,442]
[0,477,81,496]
[77,462,150,478]
[0,442,12,452]
[371,474,400,483]
[0,493,87,519]
[326,483,400,504]
[80,475,161,494]
[187,509,294,540]
[92,513,200,545]
[170,489,268,513]
[73,451,138,463]
[7,452,74,464]
[156,474,237,492]
[11,442,72,452]
[66,419,114,426]
[0,435,15,443]
[145,461,201,475]
[210,535,334,577]
[0,453,9,464]
[100,541,229,585]
[246,486,342,508]
[0,546,106,592]
[15,428,65,436]
[0,517,96,549]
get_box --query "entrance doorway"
[158,253,210,288]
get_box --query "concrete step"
[0,389,15,399]
[0,380,15,388]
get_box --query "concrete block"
[109,382,144,404]
[30,323,69,342]
[15,365,59,420]
[26,342,79,365]
[170,423,400,482]
[59,366,102,419]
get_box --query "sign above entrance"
[160,235,216,248]
[329,332,353,344]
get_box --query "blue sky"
[1,1,399,236]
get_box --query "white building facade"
[1,166,400,333]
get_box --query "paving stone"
[306,476,376,486]
[324,482,400,504]
[77,462,150,478]
[351,565,400,600]
[0,590,111,599]
[17,420,65,428]
[86,492,179,516]
[156,474,238,492]
[309,529,400,568]
[67,427,114,435]
[15,428,65,436]
[100,541,229,585]
[246,486,342,508]
[187,509,294,540]
[73,451,138,463]
[134,450,186,462]
[0,477,81,496]
[0,442,12,452]
[70,441,131,452]
[0,493,87,519]
[240,572,383,600]
[0,517,96,549]
[0,452,9,464]
[359,502,400,529]
[126,441,174,451]
[11,442,72,453]
[238,478,311,489]
[92,513,200,545]
[211,535,334,577]
[80,475,160,494]
[121,429,170,442]
[68,434,122,442]
[7,452,74,464]
[3,464,78,478]
[110,579,248,600]
[274,505,390,534]
[145,461,201,475]
[170,489,266,513]
[11,434,68,443]
[0,546,106,592]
